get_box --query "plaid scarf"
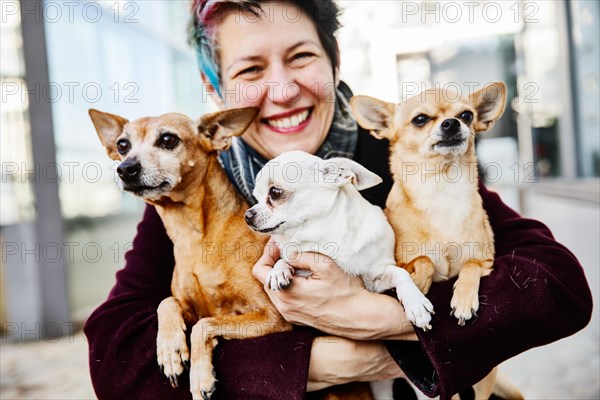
[218,87,358,205]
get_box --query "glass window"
[43,0,207,219]
[1,8,35,226]
[571,0,600,177]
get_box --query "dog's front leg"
[372,266,434,331]
[402,256,435,294]
[157,296,190,388]
[451,261,484,325]
[189,311,289,399]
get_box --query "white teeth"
[267,110,309,129]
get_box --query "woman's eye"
[269,186,283,200]
[411,114,431,127]
[237,66,262,78]
[459,111,474,124]
[290,52,315,66]
[158,133,180,150]
[116,139,130,155]
[293,52,313,60]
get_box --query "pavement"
[1,188,598,400]
[1,332,95,399]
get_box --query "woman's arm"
[252,239,417,389]
[253,184,593,398]
[252,238,417,341]
[307,337,406,391]
[83,205,318,400]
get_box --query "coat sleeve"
[385,182,593,399]
[83,205,316,400]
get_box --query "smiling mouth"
[257,221,285,234]
[261,108,312,132]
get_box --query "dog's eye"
[116,139,131,155]
[158,133,180,150]
[269,187,283,201]
[459,111,474,124]
[412,114,431,127]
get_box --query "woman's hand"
[307,336,406,391]
[252,239,418,340]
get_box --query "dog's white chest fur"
[419,176,473,233]
[391,169,492,280]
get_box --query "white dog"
[245,150,434,329]
[245,151,434,398]
[245,151,433,330]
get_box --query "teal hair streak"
[190,23,222,97]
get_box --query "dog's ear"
[198,107,259,151]
[89,109,129,160]
[350,95,396,140]
[469,82,507,133]
[322,158,383,191]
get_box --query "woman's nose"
[265,67,301,105]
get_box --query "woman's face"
[215,2,337,159]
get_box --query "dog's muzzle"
[117,158,142,184]
[244,207,284,233]
[440,118,462,139]
[441,118,460,134]
[244,208,257,227]
[436,118,467,148]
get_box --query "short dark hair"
[189,0,342,96]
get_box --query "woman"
[84,1,593,399]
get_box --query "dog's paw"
[400,288,435,331]
[190,364,217,400]
[266,262,294,290]
[450,287,479,326]
[157,326,189,388]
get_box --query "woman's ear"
[201,72,225,110]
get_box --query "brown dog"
[351,83,523,399]
[89,108,291,399]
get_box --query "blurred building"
[1,0,599,341]
[338,0,599,181]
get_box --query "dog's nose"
[117,160,142,182]
[441,118,461,134]
[244,209,256,225]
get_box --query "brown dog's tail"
[493,372,525,400]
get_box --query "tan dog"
[351,83,506,324]
[351,83,523,399]
[89,108,291,399]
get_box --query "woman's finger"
[252,263,271,285]
[252,238,281,284]
[263,237,281,262]
[287,251,335,275]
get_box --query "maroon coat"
[84,130,592,399]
